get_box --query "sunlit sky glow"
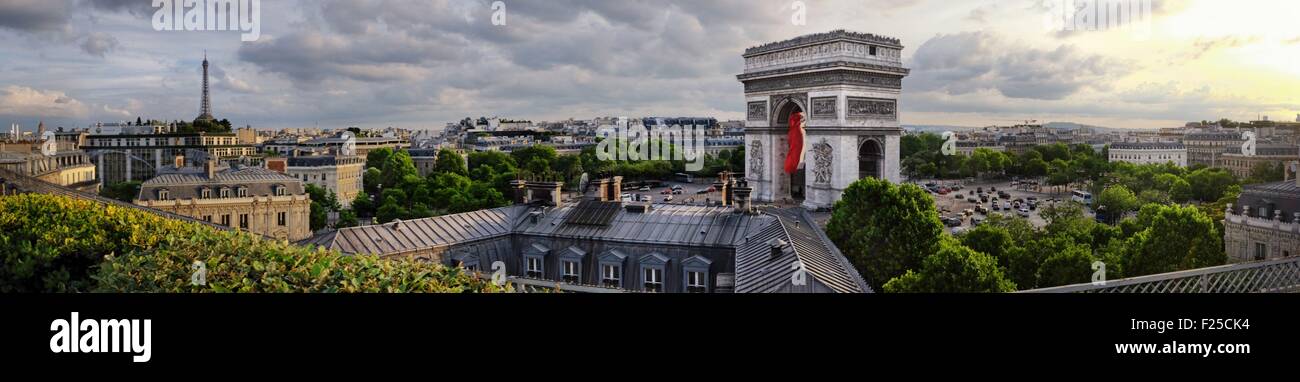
[0,0,1297,131]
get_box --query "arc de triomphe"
[737,30,909,209]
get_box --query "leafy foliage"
[0,194,505,293]
[826,178,944,290]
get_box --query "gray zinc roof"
[302,205,527,255]
[515,203,772,248]
[734,208,871,293]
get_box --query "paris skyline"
[1,0,1298,131]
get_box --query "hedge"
[0,194,505,293]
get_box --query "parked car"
[992,203,1001,211]
[664,195,674,202]
[975,205,989,214]
[955,194,965,200]
[971,217,984,226]
[976,187,984,193]
[639,186,651,191]
[1028,203,1037,211]
[998,191,1011,199]
[673,190,683,195]
[661,189,673,194]
[1003,201,1011,210]
[979,194,989,202]
[1017,208,1031,217]
[671,185,684,190]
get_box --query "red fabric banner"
[784,111,806,174]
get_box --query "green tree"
[380,150,418,189]
[336,209,359,228]
[1036,242,1095,287]
[434,148,467,176]
[352,189,374,217]
[883,239,1016,293]
[1123,204,1225,276]
[1094,185,1139,223]
[1185,167,1235,202]
[826,178,945,290]
[363,167,383,195]
[366,148,394,171]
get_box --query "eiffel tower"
[195,51,215,123]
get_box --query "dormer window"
[274,185,287,196]
[220,187,230,198]
[237,187,248,198]
[200,187,211,199]
[157,189,170,200]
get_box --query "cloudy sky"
[1,0,1298,131]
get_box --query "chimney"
[595,176,623,202]
[510,179,528,204]
[595,178,612,201]
[611,176,622,202]
[713,171,730,207]
[732,179,753,214]
[174,155,185,169]
[204,159,217,179]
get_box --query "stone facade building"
[1107,142,1187,167]
[1218,144,1298,179]
[0,142,98,192]
[1183,131,1243,167]
[134,160,313,241]
[1224,176,1300,262]
[737,30,908,209]
[285,155,364,208]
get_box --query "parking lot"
[919,178,1091,234]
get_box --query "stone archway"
[772,98,806,202]
[859,139,883,180]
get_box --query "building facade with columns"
[81,132,256,184]
[1107,142,1187,167]
[737,30,908,209]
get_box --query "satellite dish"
[340,132,357,156]
[40,131,57,156]
[579,172,590,193]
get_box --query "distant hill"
[902,125,978,133]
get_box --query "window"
[562,260,580,283]
[220,214,231,227]
[602,264,621,287]
[275,186,286,196]
[1255,243,1267,261]
[239,214,248,229]
[201,188,211,199]
[202,215,212,222]
[526,257,543,278]
[220,188,230,198]
[643,268,663,292]
[686,271,707,293]
[869,46,877,56]
[237,187,248,198]
[157,189,170,200]
[277,212,286,226]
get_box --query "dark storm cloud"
[907,31,1134,100]
[0,0,73,34]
